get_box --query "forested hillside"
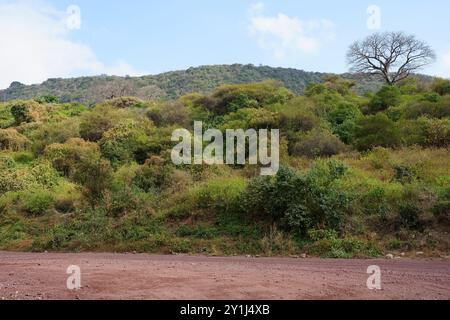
[0,76,449,257]
[1,64,424,105]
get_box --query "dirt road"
[0,252,448,300]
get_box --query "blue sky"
[0,0,449,88]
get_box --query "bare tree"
[94,78,135,101]
[347,32,435,85]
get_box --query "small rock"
[400,252,406,257]
[416,251,424,256]
[246,255,252,258]
[386,254,394,259]
[132,251,137,255]
[301,253,307,258]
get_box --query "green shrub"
[147,101,190,127]
[354,113,401,151]
[394,165,416,184]
[0,129,29,151]
[241,162,350,236]
[418,117,450,148]
[328,102,362,127]
[327,102,362,144]
[368,85,401,113]
[198,80,294,115]
[398,202,422,231]
[291,130,347,158]
[99,120,151,165]
[29,118,80,154]
[173,177,247,218]
[53,183,81,214]
[404,98,450,119]
[431,78,450,96]
[133,156,173,193]
[79,106,140,142]
[35,95,59,104]
[359,186,390,218]
[10,100,43,124]
[276,98,320,132]
[22,190,55,216]
[221,108,280,130]
[0,155,16,169]
[45,138,112,198]
[422,92,441,103]
[0,104,14,128]
[432,201,449,225]
[29,161,60,188]
[13,151,34,163]
[98,97,146,109]
[402,117,450,148]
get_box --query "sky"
[0,0,449,89]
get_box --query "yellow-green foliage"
[172,177,247,218]
[97,97,147,109]
[99,119,152,165]
[9,100,48,124]
[0,78,448,256]
[0,128,29,151]
[79,105,144,142]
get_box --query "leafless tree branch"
[347,32,435,85]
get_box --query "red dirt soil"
[0,252,449,300]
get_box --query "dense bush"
[99,120,152,165]
[133,156,174,193]
[291,130,347,158]
[221,108,280,130]
[44,138,112,198]
[29,118,80,154]
[400,117,450,147]
[431,78,450,96]
[0,104,14,128]
[0,79,448,256]
[241,162,350,236]
[196,80,294,115]
[404,96,450,119]
[21,189,55,216]
[354,113,401,150]
[147,101,190,127]
[98,97,147,109]
[328,102,362,144]
[79,106,138,142]
[368,85,402,113]
[277,97,320,132]
[10,100,44,124]
[0,129,29,151]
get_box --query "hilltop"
[0,64,399,105]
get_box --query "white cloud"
[0,0,144,89]
[248,3,334,60]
